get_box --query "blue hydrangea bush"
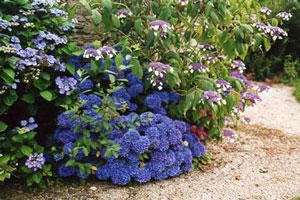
[51,52,206,185]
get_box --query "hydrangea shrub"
[80,0,286,140]
[0,0,79,184]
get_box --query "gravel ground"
[244,84,300,135]
[1,84,300,200]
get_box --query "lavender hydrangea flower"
[50,8,67,17]
[98,46,116,58]
[277,12,292,21]
[222,129,238,143]
[149,62,173,90]
[257,84,270,93]
[188,63,209,73]
[261,7,272,15]
[83,48,102,60]
[202,54,216,64]
[116,9,133,19]
[150,20,172,38]
[199,43,214,51]
[55,76,77,95]
[25,153,45,171]
[242,92,261,105]
[31,0,56,8]
[269,26,288,41]
[0,18,11,31]
[216,80,232,93]
[232,60,246,73]
[201,91,225,105]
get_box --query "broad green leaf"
[92,9,102,26]
[40,91,53,101]
[22,93,35,104]
[115,54,123,68]
[79,0,92,15]
[112,14,120,28]
[32,172,42,184]
[66,63,75,75]
[0,121,8,132]
[21,145,32,156]
[131,59,143,79]
[102,0,112,10]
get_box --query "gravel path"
[244,84,300,135]
[1,84,300,200]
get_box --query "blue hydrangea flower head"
[131,136,150,154]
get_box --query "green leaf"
[21,145,32,156]
[1,69,15,85]
[66,63,75,75]
[112,15,120,28]
[22,93,35,104]
[92,9,102,26]
[223,40,235,58]
[131,59,143,79]
[134,19,144,35]
[79,0,92,15]
[32,172,42,184]
[159,6,171,20]
[115,53,123,68]
[263,37,271,51]
[65,159,76,167]
[40,91,53,101]
[41,72,50,81]
[0,121,8,132]
[234,28,244,42]
[102,0,112,10]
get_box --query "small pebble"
[90,186,97,191]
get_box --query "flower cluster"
[200,91,225,105]
[32,31,68,50]
[145,92,180,115]
[25,153,45,171]
[232,60,246,73]
[261,7,272,15]
[83,46,117,60]
[19,117,38,133]
[150,20,173,37]
[149,62,174,90]
[199,43,214,51]
[116,9,133,19]
[277,12,292,21]
[242,92,261,106]
[216,80,232,93]
[96,112,206,185]
[55,76,78,95]
[254,23,288,41]
[188,63,209,73]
